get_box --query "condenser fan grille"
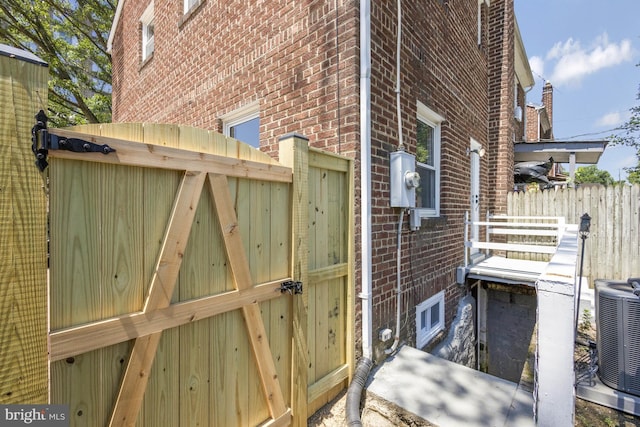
[596,280,640,397]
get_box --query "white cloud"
[541,33,633,87]
[596,110,632,128]
[597,111,623,127]
[528,55,545,80]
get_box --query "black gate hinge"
[280,280,303,295]
[31,110,116,171]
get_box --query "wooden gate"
[40,123,352,426]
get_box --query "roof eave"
[107,0,126,54]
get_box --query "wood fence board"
[0,54,48,404]
[139,329,179,427]
[51,350,108,427]
[209,174,286,423]
[612,186,622,280]
[279,135,310,427]
[268,181,293,406]
[631,185,640,279]
[508,185,640,285]
[327,278,345,372]
[178,185,214,426]
[252,179,272,422]
[46,129,293,184]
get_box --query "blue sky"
[515,0,639,181]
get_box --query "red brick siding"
[366,0,490,358]
[487,0,515,215]
[111,0,509,359]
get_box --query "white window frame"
[221,101,260,148]
[416,290,445,348]
[477,0,490,46]
[184,0,199,14]
[414,101,444,218]
[140,2,154,61]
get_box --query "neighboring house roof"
[527,103,551,134]
[0,44,48,66]
[514,140,608,164]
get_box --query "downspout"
[346,1,373,426]
[358,0,373,365]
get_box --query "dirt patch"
[306,389,434,427]
[307,390,347,426]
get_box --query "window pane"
[230,117,259,147]
[416,167,435,209]
[430,302,440,328]
[420,310,427,331]
[417,120,434,167]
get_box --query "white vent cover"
[596,279,640,396]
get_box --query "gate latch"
[280,280,303,295]
[31,110,116,171]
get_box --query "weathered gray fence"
[507,184,640,286]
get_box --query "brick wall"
[487,0,515,215]
[366,0,490,359]
[111,0,360,160]
[525,104,538,142]
[111,0,506,360]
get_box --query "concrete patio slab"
[366,345,535,427]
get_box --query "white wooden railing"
[463,213,566,268]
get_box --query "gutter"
[107,0,126,54]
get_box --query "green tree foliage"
[574,165,615,186]
[628,169,640,185]
[0,0,115,126]
[611,63,640,177]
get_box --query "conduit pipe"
[384,0,405,356]
[395,0,404,151]
[346,0,372,425]
[385,208,405,355]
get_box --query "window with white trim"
[415,102,443,218]
[140,2,154,61]
[184,0,199,14]
[477,0,489,46]
[416,291,445,348]
[221,101,260,148]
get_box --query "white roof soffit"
[515,17,535,90]
[514,140,608,164]
[107,0,126,54]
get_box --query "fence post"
[0,47,49,403]
[279,133,309,426]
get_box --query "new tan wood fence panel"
[507,184,640,285]
[48,124,294,426]
[305,148,354,416]
[45,125,354,427]
[0,47,49,404]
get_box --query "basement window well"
[416,290,445,348]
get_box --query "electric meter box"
[390,150,418,208]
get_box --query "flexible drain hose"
[345,357,374,426]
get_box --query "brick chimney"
[542,81,553,131]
